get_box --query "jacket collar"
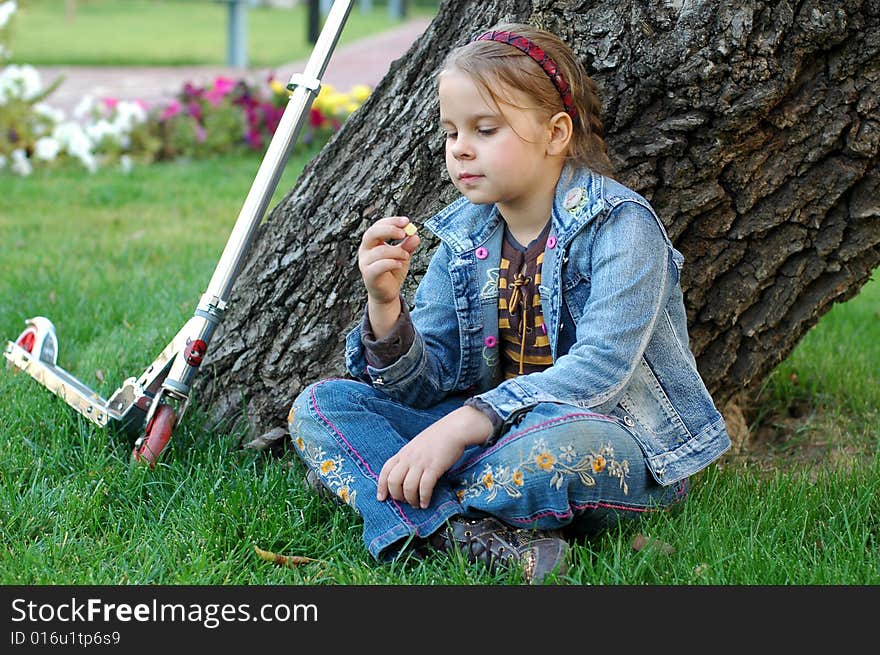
[425,164,606,254]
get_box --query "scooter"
[4,0,355,467]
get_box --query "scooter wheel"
[15,326,37,353]
[13,317,58,365]
[132,404,175,468]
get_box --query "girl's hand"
[376,406,494,509]
[358,216,420,306]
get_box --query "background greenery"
[0,153,877,585]
[7,0,439,67]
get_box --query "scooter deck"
[5,340,123,429]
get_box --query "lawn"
[6,0,438,67]
[0,150,877,585]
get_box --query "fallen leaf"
[631,533,675,555]
[243,426,288,451]
[95,369,105,383]
[253,544,320,568]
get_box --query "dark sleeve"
[464,396,505,446]
[360,296,416,369]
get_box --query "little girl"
[289,22,731,583]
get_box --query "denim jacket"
[345,165,731,485]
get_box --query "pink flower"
[245,128,262,149]
[204,88,225,107]
[309,108,325,128]
[182,82,201,99]
[102,97,118,111]
[159,100,182,121]
[187,101,202,120]
[213,76,236,95]
[264,105,283,134]
[195,125,207,143]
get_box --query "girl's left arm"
[475,201,675,422]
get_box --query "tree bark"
[195,0,880,440]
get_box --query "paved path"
[35,17,432,116]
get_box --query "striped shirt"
[498,222,553,378]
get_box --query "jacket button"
[547,235,557,249]
[475,247,489,260]
[484,336,497,348]
[623,415,635,427]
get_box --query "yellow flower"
[337,486,350,503]
[535,452,555,471]
[287,406,296,424]
[344,101,360,115]
[314,84,338,112]
[592,455,607,473]
[269,78,286,95]
[350,84,371,103]
[482,472,494,489]
[320,459,337,474]
[295,436,304,450]
[456,489,466,501]
[512,470,524,486]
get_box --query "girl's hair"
[440,22,614,177]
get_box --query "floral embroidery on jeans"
[455,438,630,501]
[290,416,358,508]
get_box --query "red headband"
[474,29,577,120]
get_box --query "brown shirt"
[498,222,553,378]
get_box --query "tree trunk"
[195,0,880,442]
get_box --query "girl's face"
[439,69,557,211]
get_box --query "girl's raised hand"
[358,216,421,305]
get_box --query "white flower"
[11,148,32,176]
[53,120,95,162]
[34,102,66,124]
[53,122,100,172]
[0,2,17,31]
[73,94,97,120]
[119,154,133,174]
[86,118,120,145]
[0,153,6,170]
[34,136,61,161]
[113,100,147,131]
[0,64,43,104]
[77,150,98,173]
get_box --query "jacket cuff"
[464,396,505,446]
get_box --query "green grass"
[741,278,879,473]
[7,0,438,68]
[0,154,878,585]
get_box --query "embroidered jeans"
[289,378,689,561]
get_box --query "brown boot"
[428,516,568,584]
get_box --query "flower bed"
[0,2,369,175]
